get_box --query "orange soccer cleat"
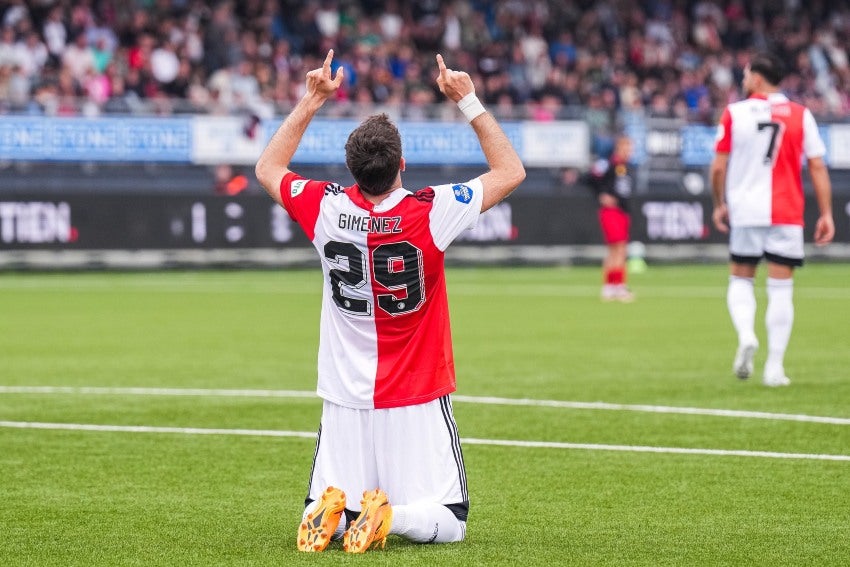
[297,486,346,552]
[342,489,393,553]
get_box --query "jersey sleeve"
[427,178,485,251]
[714,107,732,153]
[802,108,826,159]
[279,171,327,241]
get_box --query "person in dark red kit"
[589,135,635,302]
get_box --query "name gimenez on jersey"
[338,213,403,234]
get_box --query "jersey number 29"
[324,240,424,316]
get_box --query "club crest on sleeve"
[290,179,307,197]
[452,183,473,204]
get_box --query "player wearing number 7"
[710,51,834,387]
[255,50,524,552]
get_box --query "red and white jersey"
[280,172,483,410]
[714,93,825,227]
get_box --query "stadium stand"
[2,1,850,270]
[1,0,850,120]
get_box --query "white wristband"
[457,92,486,122]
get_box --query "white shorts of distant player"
[729,225,804,266]
[306,396,468,520]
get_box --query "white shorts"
[305,396,469,520]
[729,225,804,267]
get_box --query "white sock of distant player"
[765,277,794,374]
[390,503,466,543]
[727,275,757,346]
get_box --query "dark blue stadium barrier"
[1,193,846,250]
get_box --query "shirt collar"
[347,186,410,212]
[750,92,789,103]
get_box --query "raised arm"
[255,49,344,206]
[435,54,525,212]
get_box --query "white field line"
[1,420,848,462]
[1,386,849,426]
[0,421,315,439]
[0,386,317,399]
[451,395,850,426]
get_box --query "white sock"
[390,503,466,543]
[727,276,757,346]
[765,277,794,373]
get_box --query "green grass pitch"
[1,264,849,566]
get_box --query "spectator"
[230,59,261,109]
[91,35,112,73]
[42,5,66,62]
[15,30,48,78]
[203,1,239,73]
[82,65,110,108]
[127,32,154,72]
[0,25,17,68]
[2,0,29,30]
[68,1,95,36]
[4,63,30,110]
[315,0,341,39]
[550,30,577,69]
[55,66,81,115]
[150,38,180,85]
[103,69,134,114]
[378,0,404,41]
[161,57,192,99]
[61,31,95,83]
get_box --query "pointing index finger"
[323,49,334,71]
[436,53,447,76]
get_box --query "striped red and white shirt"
[714,92,825,227]
[280,172,483,409]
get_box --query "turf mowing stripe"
[2,386,848,425]
[1,420,848,462]
[2,277,850,299]
[462,438,850,461]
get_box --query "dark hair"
[344,114,402,196]
[749,52,786,86]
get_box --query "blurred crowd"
[2,0,850,122]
